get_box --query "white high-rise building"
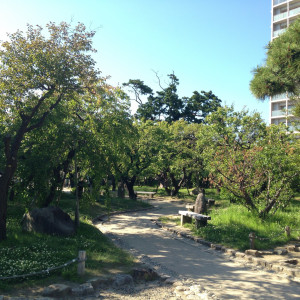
[270,0,300,131]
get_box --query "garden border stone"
[154,220,300,280]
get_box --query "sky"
[0,0,272,122]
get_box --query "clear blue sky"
[0,0,271,122]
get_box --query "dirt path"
[96,198,300,300]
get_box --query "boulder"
[22,206,75,236]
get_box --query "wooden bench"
[136,191,156,198]
[178,210,211,228]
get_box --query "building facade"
[270,0,300,131]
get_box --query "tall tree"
[125,73,221,123]
[250,18,300,118]
[0,22,99,240]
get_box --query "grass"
[0,192,151,291]
[159,191,300,251]
[134,185,220,201]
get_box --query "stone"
[172,280,185,286]
[287,246,296,252]
[87,276,112,289]
[42,283,72,297]
[164,277,176,285]
[22,206,75,236]
[175,285,187,292]
[112,274,134,288]
[272,264,284,272]
[225,249,236,256]
[235,252,245,258]
[72,283,94,296]
[245,250,262,257]
[131,268,159,281]
[282,259,298,265]
[255,258,267,267]
[273,249,288,255]
[194,189,207,214]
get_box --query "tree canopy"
[199,106,300,218]
[0,22,100,240]
[124,73,222,123]
[250,18,300,117]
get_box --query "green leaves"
[200,106,300,218]
[250,18,300,105]
[126,73,222,123]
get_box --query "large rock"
[22,206,75,236]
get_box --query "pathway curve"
[96,198,300,300]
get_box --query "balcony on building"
[271,102,287,117]
[273,7,288,22]
[273,0,287,6]
[271,117,287,125]
[289,1,300,21]
[273,20,287,37]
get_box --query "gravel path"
[96,198,300,300]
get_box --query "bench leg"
[195,219,207,228]
[181,215,191,226]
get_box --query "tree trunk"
[0,178,9,241]
[111,175,116,191]
[124,176,137,200]
[117,181,125,198]
[0,132,24,241]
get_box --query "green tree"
[0,22,99,240]
[125,73,221,123]
[199,106,300,218]
[154,120,203,196]
[108,120,164,199]
[250,18,300,118]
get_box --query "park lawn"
[159,191,300,251]
[0,192,150,291]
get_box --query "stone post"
[77,250,86,276]
[249,232,256,250]
[285,226,291,237]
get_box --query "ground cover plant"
[159,189,300,251]
[0,192,150,291]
